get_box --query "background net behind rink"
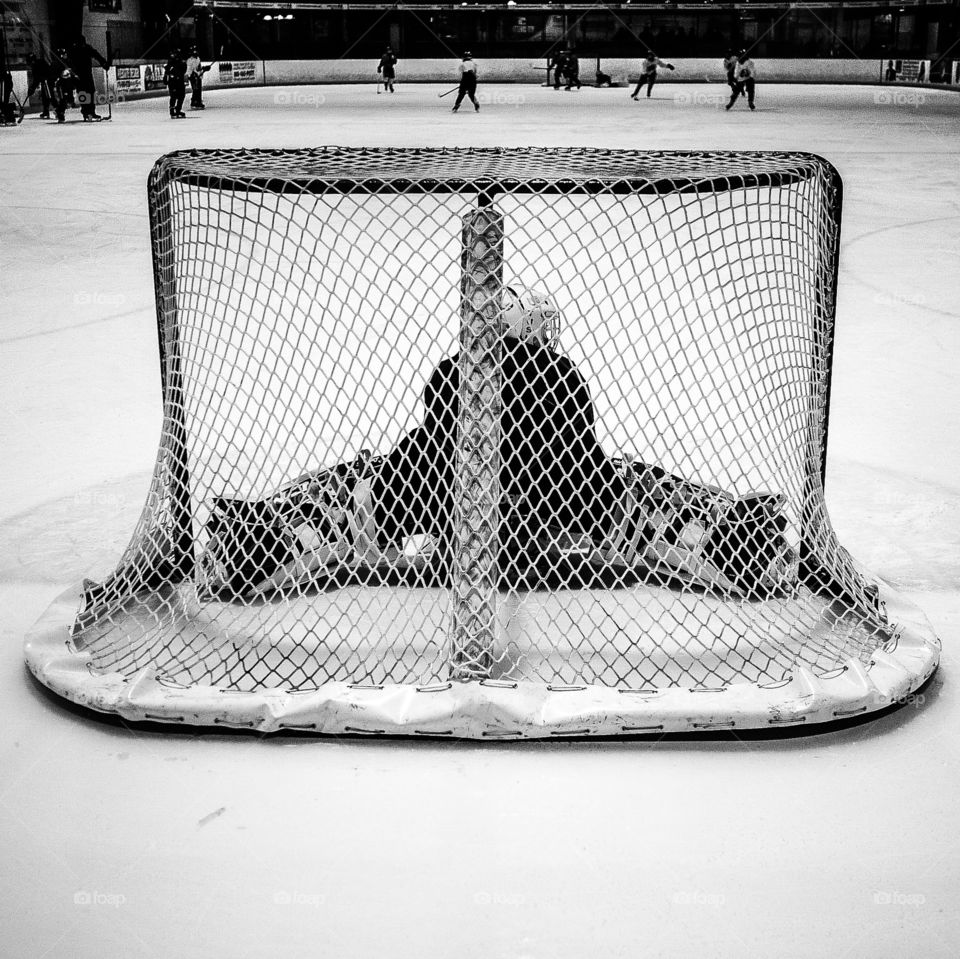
[101,166,866,694]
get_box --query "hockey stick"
[101,33,114,122]
[437,85,459,98]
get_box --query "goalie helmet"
[499,285,561,346]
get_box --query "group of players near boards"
[19,36,109,123]
[554,47,757,109]
[374,45,758,111]
[160,47,213,118]
[200,286,797,603]
[19,37,211,123]
[15,39,755,125]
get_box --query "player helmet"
[499,286,561,346]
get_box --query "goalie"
[199,287,795,600]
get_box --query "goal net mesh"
[29,148,938,734]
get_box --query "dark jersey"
[30,57,53,82]
[69,43,107,79]
[378,53,397,77]
[165,55,187,84]
[374,339,623,544]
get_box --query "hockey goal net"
[26,147,938,736]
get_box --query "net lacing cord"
[72,148,890,696]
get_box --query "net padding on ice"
[25,148,939,735]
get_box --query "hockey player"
[0,43,13,125]
[26,51,54,118]
[631,51,675,100]
[186,47,210,110]
[198,287,795,601]
[452,52,479,112]
[51,47,76,123]
[164,47,188,119]
[68,35,108,121]
[549,48,568,90]
[726,50,757,111]
[722,49,738,92]
[564,49,582,91]
[377,46,398,93]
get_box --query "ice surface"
[1,83,958,958]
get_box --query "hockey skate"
[198,452,437,600]
[594,458,797,599]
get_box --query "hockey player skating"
[377,46,397,93]
[68,35,108,121]
[722,49,738,92]
[51,47,76,123]
[549,49,566,90]
[631,51,675,99]
[68,35,109,121]
[186,47,210,109]
[726,50,757,110]
[199,287,795,601]
[26,51,55,118]
[164,47,188,118]
[564,49,582,91]
[0,43,15,125]
[452,52,479,112]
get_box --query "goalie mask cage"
[25,147,939,737]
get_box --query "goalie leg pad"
[597,460,796,598]
[199,498,297,599]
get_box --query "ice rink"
[2,82,959,957]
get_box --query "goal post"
[25,147,939,736]
[451,195,504,681]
